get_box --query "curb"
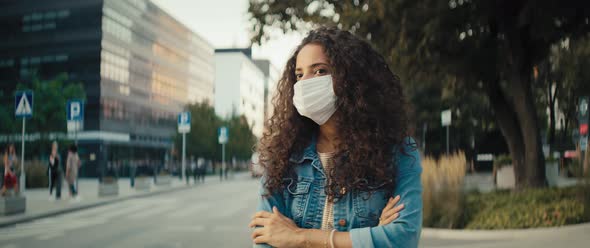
[421,222,590,240]
[0,184,193,228]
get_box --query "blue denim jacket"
[255,137,423,248]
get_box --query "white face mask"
[293,75,337,125]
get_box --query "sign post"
[178,112,191,183]
[441,109,452,154]
[218,126,228,180]
[579,97,589,174]
[15,90,33,194]
[67,100,84,145]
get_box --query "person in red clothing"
[1,144,19,196]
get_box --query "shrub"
[493,154,512,168]
[25,160,49,188]
[422,152,467,228]
[465,185,590,229]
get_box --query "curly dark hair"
[258,26,411,200]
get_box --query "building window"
[22,9,68,33]
[44,11,57,19]
[57,10,70,18]
[0,59,14,68]
[55,54,68,62]
[102,16,132,42]
[100,50,129,84]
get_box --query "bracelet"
[329,229,336,248]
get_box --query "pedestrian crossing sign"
[15,90,33,118]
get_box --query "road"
[0,172,587,247]
[0,173,259,248]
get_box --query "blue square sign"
[15,90,33,118]
[178,112,191,133]
[67,100,84,121]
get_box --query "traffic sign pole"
[441,109,452,155]
[578,97,589,175]
[182,132,186,183]
[177,112,191,183]
[222,142,225,181]
[446,125,449,155]
[20,117,25,194]
[15,91,33,194]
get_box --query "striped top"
[318,151,336,230]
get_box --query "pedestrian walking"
[197,157,205,183]
[190,156,197,184]
[66,144,81,201]
[218,161,223,182]
[185,158,192,185]
[48,141,62,200]
[249,27,421,247]
[129,160,136,187]
[1,144,19,196]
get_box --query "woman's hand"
[249,207,303,248]
[378,195,405,226]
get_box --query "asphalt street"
[0,172,588,247]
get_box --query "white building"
[214,48,265,138]
[253,59,280,123]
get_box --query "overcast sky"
[152,0,303,70]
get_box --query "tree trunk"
[485,80,527,186]
[502,20,546,189]
[508,71,546,189]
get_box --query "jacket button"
[338,219,347,227]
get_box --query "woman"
[48,141,62,200]
[249,27,422,248]
[66,144,80,200]
[1,144,19,196]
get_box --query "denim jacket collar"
[288,135,326,178]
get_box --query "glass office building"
[0,0,215,177]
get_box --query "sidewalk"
[420,222,590,247]
[422,222,590,240]
[0,176,198,228]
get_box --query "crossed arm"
[249,195,405,248]
[250,166,422,248]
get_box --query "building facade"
[0,0,215,177]
[214,48,265,138]
[253,59,280,125]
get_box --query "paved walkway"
[0,175,217,227]
[463,172,581,193]
[421,222,590,247]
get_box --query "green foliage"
[493,154,513,168]
[224,115,257,160]
[463,186,590,229]
[174,102,256,162]
[1,73,86,134]
[423,188,468,228]
[25,160,49,189]
[0,73,86,160]
[248,0,590,188]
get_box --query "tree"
[248,0,590,189]
[174,102,256,162]
[551,36,590,141]
[0,73,86,159]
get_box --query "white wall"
[214,52,265,138]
